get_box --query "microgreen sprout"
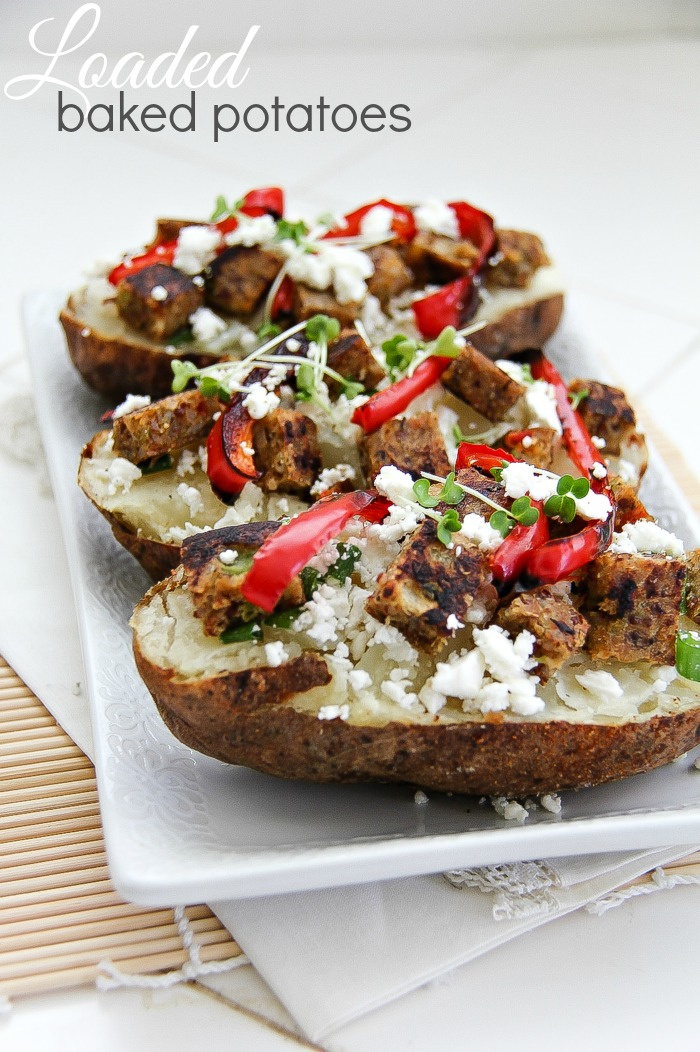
[543,474,590,523]
[209,194,244,222]
[411,470,539,546]
[257,321,281,342]
[568,387,589,410]
[275,218,309,245]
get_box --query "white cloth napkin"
[1,371,697,1043]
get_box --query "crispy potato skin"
[469,293,564,361]
[60,295,227,401]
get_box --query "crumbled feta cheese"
[524,381,562,433]
[162,521,207,544]
[414,199,459,239]
[373,465,419,506]
[189,306,227,343]
[224,214,277,248]
[240,441,255,456]
[150,284,168,302]
[99,457,142,496]
[310,463,356,497]
[446,613,465,632]
[214,482,264,528]
[492,797,529,823]
[500,463,612,522]
[496,359,528,384]
[112,393,151,419]
[474,625,538,683]
[282,241,374,305]
[174,225,221,275]
[540,793,562,814]
[192,274,205,288]
[575,669,624,701]
[591,461,608,479]
[609,520,684,557]
[306,541,340,573]
[369,504,422,544]
[616,459,638,484]
[176,448,199,477]
[176,483,204,517]
[380,677,419,709]
[432,648,486,702]
[243,382,280,419]
[359,204,395,240]
[521,435,534,449]
[218,549,238,565]
[591,435,606,449]
[348,669,372,692]
[317,704,350,721]
[264,641,288,668]
[457,513,503,552]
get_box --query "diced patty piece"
[111,389,221,464]
[685,548,700,622]
[568,380,636,456]
[205,245,282,315]
[326,328,386,397]
[485,229,550,289]
[583,552,685,664]
[403,232,481,283]
[453,467,511,515]
[366,245,413,306]
[116,263,204,341]
[149,218,203,247]
[504,427,558,469]
[292,284,362,327]
[442,344,526,421]
[609,475,651,528]
[182,523,305,636]
[252,409,321,495]
[496,585,589,683]
[361,412,451,483]
[366,519,499,653]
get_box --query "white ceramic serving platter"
[24,289,700,906]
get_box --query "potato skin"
[60,295,226,401]
[469,292,564,361]
[133,584,700,797]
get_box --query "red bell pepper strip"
[491,501,549,584]
[323,198,416,244]
[522,512,615,586]
[206,402,259,497]
[455,443,517,472]
[108,187,286,285]
[447,201,496,263]
[351,355,452,434]
[529,354,605,481]
[271,275,295,318]
[241,490,391,613]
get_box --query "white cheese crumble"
[176,483,205,517]
[176,448,200,477]
[524,381,562,433]
[492,797,529,823]
[591,435,606,449]
[242,382,280,419]
[310,463,356,497]
[414,199,459,239]
[317,704,350,721]
[150,284,168,302]
[112,393,151,419]
[574,669,624,702]
[500,463,612,522]
[445,614,465,632]
[540,793,562,814]
[373,465,420,507]
[218,549,239,566]
[173,225,221,275]
[224,214,277,248]
[457,513,503,553]
[617,458,638,484]
[189,306,227,343]
[348,669,372,692]
[359,204,395,240]
[282,241,374,305]
[609,521,684,557]
[264,640,288,668]
[591,461,608,480]
[98,457,142,496]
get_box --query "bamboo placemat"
[0,657,243,1001]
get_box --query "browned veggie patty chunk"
[496,585,589,683]
[205,245,282,315]
[326,329,386,397]
[403,232,481,283]
[361,412,451,483]
[252,410,322,495]
[111,389,221,464]
[366,519,499,654]
[366,245,413,306]
[181,523,305,636]
[568,380,636,455]
[685,548,700,622]
[292,285,362,327]
[583,552,685,664]
[116,263,204,341]
[504,427,558,469]
[442,344,525,421]
[485,230,550,290]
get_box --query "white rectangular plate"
[24,289,700,905]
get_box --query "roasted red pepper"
[412,201,495,338]
[206,401,259,497]
[522,513,615,586]
[108,187,286,285]
[323,198,416,244]
[351,355,452,433]
[271,275,295,318]
[530,354,605,481]
[491,501,549,584]
[455,442,517,473]
[241,490,391,613]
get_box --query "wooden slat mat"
[0,657,243,1000]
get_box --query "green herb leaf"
[437,509,462,546]
[341,379,365,400]
[199,375,231,401]
[520,364,534,385]
[382,334,418,379]
[431,326,462,360]
[326,543,362,584]
[570,476,590,499]
[257,321,281,342]
[295,361,316,400]
[210,194,230,222]
[220,621,263,643]
[301,566,320,601]
[315,211,339,229]
[168,325,195,348]
[490,465,505,483]
[560,494,577,523]
[413,478,440,508]
[568,387,589,410]
[305,314,340,345]
[557,474,574,495]
[275,218,309,245]
[140,453,173,476]
[438,471,465,506]
[510,496,539,526]
[489,510,513,538]
[264,607,300,630]
[171,359,200,393]
[544,494,563,519]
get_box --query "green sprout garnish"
[210,194,244,222]
[544,475,590,523]
[382,334,418,381]
[436,509,462,546]
[569,387,589,410]
[257,321,281,342]
[275,218,309,245]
